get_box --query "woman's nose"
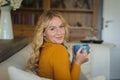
[56,28,62,34]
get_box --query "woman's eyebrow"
[48,23,64,28]
[58,24,64,27]
[49,25,55,28]
[46,26,55,30]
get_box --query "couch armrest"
[0,37,29,63]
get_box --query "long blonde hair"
[27,10,69,71]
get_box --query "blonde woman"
[27,10,88,80]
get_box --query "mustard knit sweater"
[37,41,80,80]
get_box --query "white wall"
[102,0,120,79]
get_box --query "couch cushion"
[8,66,52,80]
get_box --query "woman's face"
[44,17,65,44]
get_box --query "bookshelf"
[12,0,98,42]
[11,9,42,26]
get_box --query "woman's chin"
[55,40,64,44]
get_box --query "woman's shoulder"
[52,44,67,51]
[44,42,66,50]
[52,44,69,57]
[43,42,68,55]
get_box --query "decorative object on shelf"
[0,0,23,39]
[51,0,93,9]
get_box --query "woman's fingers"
[72,46,89,65]
[76,47,82,54]
[83,50,88,56]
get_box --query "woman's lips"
[55,36,63,40]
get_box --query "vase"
[0,5,14,39]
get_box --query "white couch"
[0,43,106,80]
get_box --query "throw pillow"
[8,66,51,80]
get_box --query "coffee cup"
[73,44,90,55]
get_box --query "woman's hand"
[73,47,89,65]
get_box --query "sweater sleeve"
[71,64,81,80]
[51,45,80,80]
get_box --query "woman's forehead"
[48,17,63,25]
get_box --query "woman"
[27,10,88,80]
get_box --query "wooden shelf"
[69,26,92,30]
[13,25,35,38]
[12,8,43,12]
[51,8,93,13]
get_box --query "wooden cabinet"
[12,0,98,42]
[13,25,35,37]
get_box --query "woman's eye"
[50,27,55,31]
[60,26,64,29]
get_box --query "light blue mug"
[73,44,90,55]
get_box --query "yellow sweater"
[37,42,80,80]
